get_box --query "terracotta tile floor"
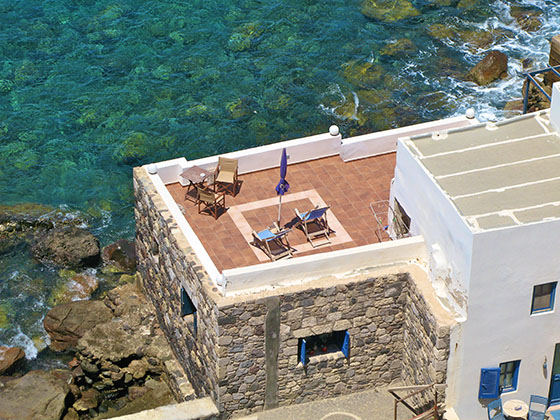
[166,153,396,271]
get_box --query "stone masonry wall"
[215,273,410,416]
[134,168,221,402]
[401,275,453,409]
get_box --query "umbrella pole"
[277,195,282,227]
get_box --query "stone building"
[134,116,468,417]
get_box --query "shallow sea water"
[0,0,559,361]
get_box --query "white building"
[392,82,560,419]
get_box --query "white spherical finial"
[466,108,475,119]
[147,164,158,174]
[329,125,340,136]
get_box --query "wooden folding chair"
[196,186,226,219]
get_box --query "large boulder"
[466,51,508,86]
[0,370,70,420]
[102,239,136,273]
[77,284,173,365]
[43,300,113,352]
[32,226,101,268]
[0,346,25,375]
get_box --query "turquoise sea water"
[1,0,560,360]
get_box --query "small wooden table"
[503,399,529,420]
[181,166,212,202]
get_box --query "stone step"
[111,397,219,420]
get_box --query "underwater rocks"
[510,6,543,32]
[0,203,85,234]
[0,346,25,375]
[48,271,100,306]
[466,50,508,86]
[43,300,113,352]
[380,38,417,58]
[32,226,101,269]
[361,0,420,22]
[0,370,70,420]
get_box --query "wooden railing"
[388,384,441,420]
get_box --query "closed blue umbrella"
[275,148,290,226]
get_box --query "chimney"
[551,82,560,132]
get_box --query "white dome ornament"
[466,108,475,119]
[329,125,340,136]
[147,164,158,174]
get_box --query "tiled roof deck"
[166,153,396,271]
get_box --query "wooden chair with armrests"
[196,186,226,219]
[214,157,239,196]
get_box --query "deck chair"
[196,186,226,219]
[295,206,331,248]
[252,227,293,261]
[528,395,548,420]
[214,157,239,196]
[487,399,506,420]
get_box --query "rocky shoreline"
[0,204,193,420]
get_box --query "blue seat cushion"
[256,229,276,241]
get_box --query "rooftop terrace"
[167,153,395,271]
[144,115,475,293]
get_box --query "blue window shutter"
[300,339,307,367]
[341,331,350,358]
[479,368,501,399]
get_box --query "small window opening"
[181,287,197,335]
[393,199,411,237]
[531,282,557,314]
[298,331,349,366]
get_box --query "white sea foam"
[415,0,560,122]
[7,328,38,359]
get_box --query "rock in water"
[43,300,113,351]
[102,239,137,273]
[0,370,70,420]
[0,346,25,375]
[32,226,101,269]
[466,51,508,86]
[360,0,419,22]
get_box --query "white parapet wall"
[339,115,477,162]
[221,236,427,294]
[152,130,342,186]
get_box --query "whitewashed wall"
[449,219,560,420]
[391,138,473,317]
[221,236,427,294]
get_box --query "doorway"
[549,343,560,406]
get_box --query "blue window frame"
[298,330,349,366]
[499,360,520,393]
[531,282,557,314]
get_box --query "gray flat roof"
[405,111,560,230]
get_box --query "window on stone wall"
[298,331,349,367]
[531,281,557,314]
[181,286,197,336]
